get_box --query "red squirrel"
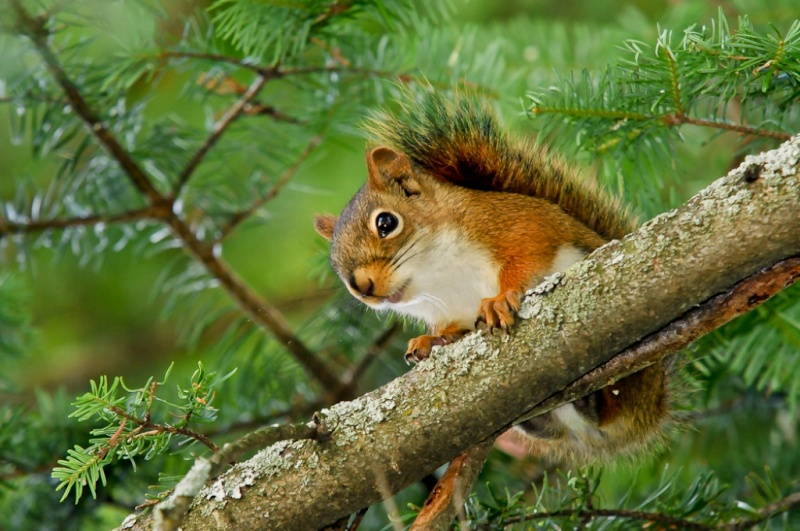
[314,93,671,462]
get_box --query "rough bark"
[122,137,800,530]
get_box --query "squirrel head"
[314,146,447,311]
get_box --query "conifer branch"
[174,74,270,193]
[9,1,341,392]
[488,507,713,530]
[725,491,800,530]
[163,212,343,390]
[11,0,162,203]
[216,134,323,241]
[105,405,219,453]
[0,206,163,237]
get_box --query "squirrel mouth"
[385,282,408,304]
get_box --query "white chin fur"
[384,230,500,329]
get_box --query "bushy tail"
[364,91,637,241]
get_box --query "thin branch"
[530,105,792,141]
[665,113,792,141]
[243,102,306,123]
[216,134,323,241]
[488,507,714,530]
[725,491,800,530]
[12,1,163,203]
[165,212,343,390]
[107,405,218,452]
[174,74,270,193]
[212,413,332,471]
[159,50,268,73]
[0,206,165,237]
[159,50,399,81]
[330,322,402,402]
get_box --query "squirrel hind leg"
[475,289,521,332]
[405,324,470,363]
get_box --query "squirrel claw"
[477,290,521,333]
[405,335,443,363]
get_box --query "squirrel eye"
[375,212,399,238]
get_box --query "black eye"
[375,212,399,238]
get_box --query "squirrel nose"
[348,271,375,297]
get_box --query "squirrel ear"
[314,214,337,241]
[366,146,419,195]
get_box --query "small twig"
[107,405,218,452]
[160,50,399,81]
[243,102,306,123]
[664,114,792,141]
[487,507,714,530]
[330,323,402,402]
[211,413,331,470]
[174,74,270,193]
[0,206,164,237]
[216,134,323,241]
[725,491,800,530]
[346,507,368,530]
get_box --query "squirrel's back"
[364,92,637,241]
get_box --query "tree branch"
[492,507,713,530]
[12,0,163,203]
[216,134,323,241]
[0,206,163,237]
[164,213,343,390]
[726,491,800,530]
[11,1,341,391]
[123,136,800,529]
[174,74,270,193]
[520,255,800,425]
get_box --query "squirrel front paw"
[405,326,470,363]
[476,290,521,332]
[405,335,446,363]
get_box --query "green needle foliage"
[528,10,800,210]
[0,0,798,529]
[52,363,234,504]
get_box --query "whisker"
[390,249,427,275]
[419,294,447,316]
[388,232,422,271]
